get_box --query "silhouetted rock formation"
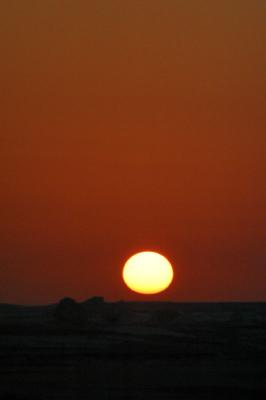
[81,296,109,324]
[54,297,86,325]
[81,296,105,310]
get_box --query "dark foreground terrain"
[0,299,265,399]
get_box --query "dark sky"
[0,1,265,304]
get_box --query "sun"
[122,251,174,294]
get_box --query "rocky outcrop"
[54,297,87,325]
[82,296,104,308]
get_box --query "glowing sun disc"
[123,251,174,294]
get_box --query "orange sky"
[0,1,265,304]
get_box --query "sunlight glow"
[123,251,174,294]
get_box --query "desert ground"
[0,299,265,399]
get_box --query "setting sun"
[122,251,174,294]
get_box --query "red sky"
[0,1,265,304]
